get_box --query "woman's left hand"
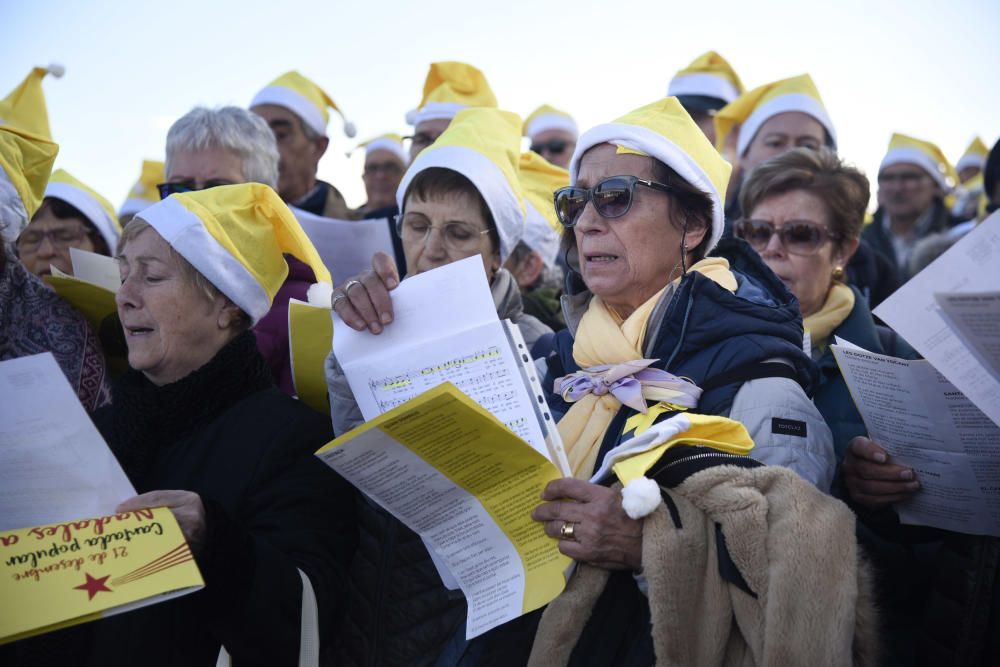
[116,490,207,554]
[532,478,643,571]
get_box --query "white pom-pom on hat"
[621,476,662,519]
[343,120,357,139]
[47,63,66,78]
[306,281,334,308]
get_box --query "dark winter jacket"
[846,238,903,310]
[75,332,355,666]
[862,200,960,279]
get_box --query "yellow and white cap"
[0,64,63,242]
[354,133,408,165]
[523,105,578,141]
[119,160,165,218]
[406,62,498,127]
[570,97,732,254]
[518,151,566,268]
[714,73,835,157]
[137,183,332,324]
[397,108,525,263]
[251,71,356,138]
[956,136,989,174]
[880,133,957,191]
[44,169,121,249]
[667,51,744,105]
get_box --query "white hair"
[165,106,279,189]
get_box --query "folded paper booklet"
[316,383,571,639]
[0,507,204,644]
[332,256,570,475]
[832,338,1000,537]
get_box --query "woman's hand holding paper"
[532,478,644,572]
[116,490,207,554]
[332,251,400,334]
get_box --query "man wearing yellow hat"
[667,50,743,145]
[405,61,498,160]
[251,71,354,219]
[354,133,408,219]
[864,133,961,278]
[956,137,988,184]
[524,104,578,169]
[0,65,111,413]
[118,159,164,225]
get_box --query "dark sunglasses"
[734,218,839,256]
[531,140,569,155]
[553,175,673,227]
[156,180,234,200]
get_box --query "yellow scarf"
[803,282,855,353]
[558,257,737,478]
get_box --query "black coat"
[24,332,358,666]
[861,200,959,279]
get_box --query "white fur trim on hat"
[570,123,726,254]
[45,181,119,251]
[956,153,985,174]
[736,92,837,157]
[407,102,467,127]
[364,138,409,165]
[138,197,271,324]
[118,197,155,218]
[667,73,740,104]
[880,147,950,190]
[526,114,579,141]
[251,85,327,137]
[0,165,28,243]
[522,200,560,268]
[396,144,524,264]
[621,476,662,519]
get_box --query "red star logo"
[74,573,112,600]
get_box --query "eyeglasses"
[395,216,491,252]
[364,162,403,177]
[877,171,930,186]
[531,140,569,155]
[156,180,235,200]
[402,132,439,155]
[553,175,673,228]
[17,226,89,251]
[734,218,839,256]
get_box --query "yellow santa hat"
[396,108,525,263]
[137,183,332,324]
[667,51,744,106]
[570,97,732,254]
[956,136,989,175]
[354,133,408,165]
[714,73,836,157]
[518,151,567,268]
[251,71,356,138]
[523,105,579,141]
[118,160,165,218]
[0,64,63,243]
[880,133,957,191]
[406,62,498,127]
[44,169,121,250]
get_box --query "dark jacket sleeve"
[196,407,357,663]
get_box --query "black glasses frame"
[553,175,673,228]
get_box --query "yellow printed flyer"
[0,507,204,645]
[316,383,571,638]
[288,298,334,414]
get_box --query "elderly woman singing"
[43,184,357,666]
[522,99,876,666]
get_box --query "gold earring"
[832,266,845,282]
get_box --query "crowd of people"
[1,52,997,666]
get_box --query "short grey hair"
[165,106,279,189]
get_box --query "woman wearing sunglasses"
[521,100,877,666]
[323,108,553,667]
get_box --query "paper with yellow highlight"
[315,382,571,638]
[288,298,334,413]
[0,507,204,645]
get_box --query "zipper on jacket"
[659,451,750,471]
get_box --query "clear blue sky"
[2,0,997,209]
